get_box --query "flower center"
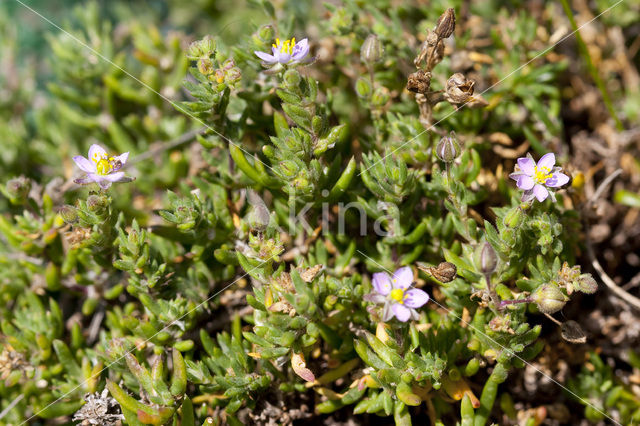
[273,37,296,55]
[93,154,120,176]
[390,288,404,303]
[534,166,552,184]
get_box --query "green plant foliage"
[0,0,636,425]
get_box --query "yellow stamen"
[534,166,552,184]
[390,288,404,304]
[95,158,111,175]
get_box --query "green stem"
[559,0,623,130]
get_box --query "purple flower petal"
[372,272,392,296]
[74,176,95,185]
[403,288,430,308]
[521,190,535,203]
[382,303,394,321]
[392,304,411,322]
[392,267,413,289]
[291,38,310,62]
[517,157,535,176]
[97,179,113,189]
[255,50,277,63]
[101,171,125,182]
[277,51,291,63]
[363,293,386,304]
[545,172,569,188]
[72,156,96,173]
[516,175,534,190]
[537,153,555,170]
[88,144,107,163]
[533,184,549,202]
[114,152,129,165]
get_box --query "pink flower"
[364,266,430,322]
[254,37,310,66]
[73,144,130,190]
[509,153,569,202]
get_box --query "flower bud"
[504,206,525,229]
[58,205,78,224]
[371,87,390,107]
[575,274,597,294]
[197,57,214,75]
[257,25,276,44]
[361,34,383,65]
[5,176,31,201]
[532,285,568,314]
[355,77,372,98]
[445,73,475,104]
[406,69,431,94]
[436,132,461,163]
[474,242,497,275]
[435,8,456,39]
[187,35,216,59]
[86,194,108,213]
[283,69,301,88]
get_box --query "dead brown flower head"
[435,8,456,39]
[445,73,475,104]
[407,69,432,94]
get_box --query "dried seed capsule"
[361,34,383,65]
[436,132,461,163]
[419,262,457,283]
[532,285,568,314]
[445,73,475,104]
[406,69,431,94]
[435,8,456,39]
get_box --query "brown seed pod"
[445,73,475,104]
[407,70,432,94]
[419,262,457,283]
[435,8,456,39]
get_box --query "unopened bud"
[58,205,78,224]
[576,274,597,294]
[197,57,214,75]
[445,73,475,104]
[406,69,431,94]
[86,194,108,213]
[474,242,497,275]
[187,35,216,59]
[6,176,31,201]
[436,132,461,163]
[435,8,456,39]
[371,87,390,107]
[257,25,276,44]
[355,77,372,98]
[504,206,525,228]
[532,285,568,314]
[283,69,301,88]
[361,34,383,65]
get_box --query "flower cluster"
[509,153,569,202]
[254,37,310,66]
[73,144,130,189]
[365,267,430,322]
